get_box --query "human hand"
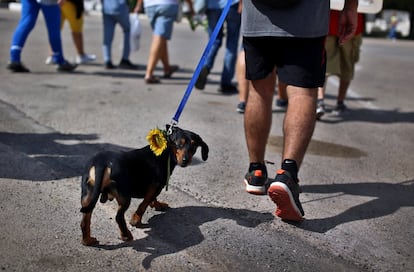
[57,0,66,7]
[338,0,358,44]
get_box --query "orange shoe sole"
[268,182,303,222]
[244,179,266,195]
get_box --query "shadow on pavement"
[95,206,274,269]
[0,132,131,181]
[299,180,414,233]
[318,107,414,124]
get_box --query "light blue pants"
[102,4,131,63]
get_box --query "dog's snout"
[181,156,189,166]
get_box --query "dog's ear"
[191,132,209,161]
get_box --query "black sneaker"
[195,66,209,90]
[268,169,304,221]
[275,99,288,108]
[236,102,246,113]
[218,84,238,94]
[57,60,77,72]
[118,59,138,70]
[105,61,116,69]
[333,102,347,115]
[7,62,30,73]
[244,169,267,195]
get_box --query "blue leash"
[169,0,233,132]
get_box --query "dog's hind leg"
[115,197,133,242]
[81,212,99,246]
[130,186,158,227]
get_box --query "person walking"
[135,0,193,84]
[316,10,365,119]
[195,0,241,93]
[236,49,248,113]
[388,12,398,41]
[45,0,96,65]
[7,0,77,72]
[242,0,359,222]
[102,0,139,69]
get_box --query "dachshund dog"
[80,125,209,246]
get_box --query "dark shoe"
[57,61,77,72]
[195,66,209,90]
[236,102,246,113]
[244,169,267,195]
[275,99,288,108]
[268,169,304,222]
[145,76,161,84]
[7,62,30,73]
[118,59,138,70]
[105,61,116,69]
[218,84,238,94]
[163,65,179,78]
[332,102,347,115]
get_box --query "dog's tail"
[80,165,105,213]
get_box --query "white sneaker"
[45,56,57,65]
[75,54,96,64]
[316,102,326,120]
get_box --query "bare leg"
[72,31,85,56]
[145,34,163,80]
[159,38,171,74]
[244,73,276,163]
[337,78,351,103]
[277,80,288,101]
[317,86,325,100]
[282,86,317,167]
[237,50,249,104]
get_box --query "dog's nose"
[181,156,189,167]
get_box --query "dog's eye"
[176,141,185,149]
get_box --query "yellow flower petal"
[146,128,167,156]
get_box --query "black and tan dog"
[80,125,209,246]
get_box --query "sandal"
[145,76,161,84]
[163,65,179,78]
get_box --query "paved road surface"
[0,7,413,272]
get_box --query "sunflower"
[146,128,167,156]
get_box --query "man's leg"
[267,85,317,221]
[243,73,275,194]
[337,78,351,103]
[283,85,317,168]
[244,74,276,164]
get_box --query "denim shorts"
[243,36,327,88]
[145,4,178,40]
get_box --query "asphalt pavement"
[0,6,413,272]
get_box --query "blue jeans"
[205,4,241,86]
[10,0,65,64]
[102,4,130,63]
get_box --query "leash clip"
[167,119,178,135]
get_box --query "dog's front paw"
[82,236,99,246]
[130,213,142,227]
[120,230,133,242]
